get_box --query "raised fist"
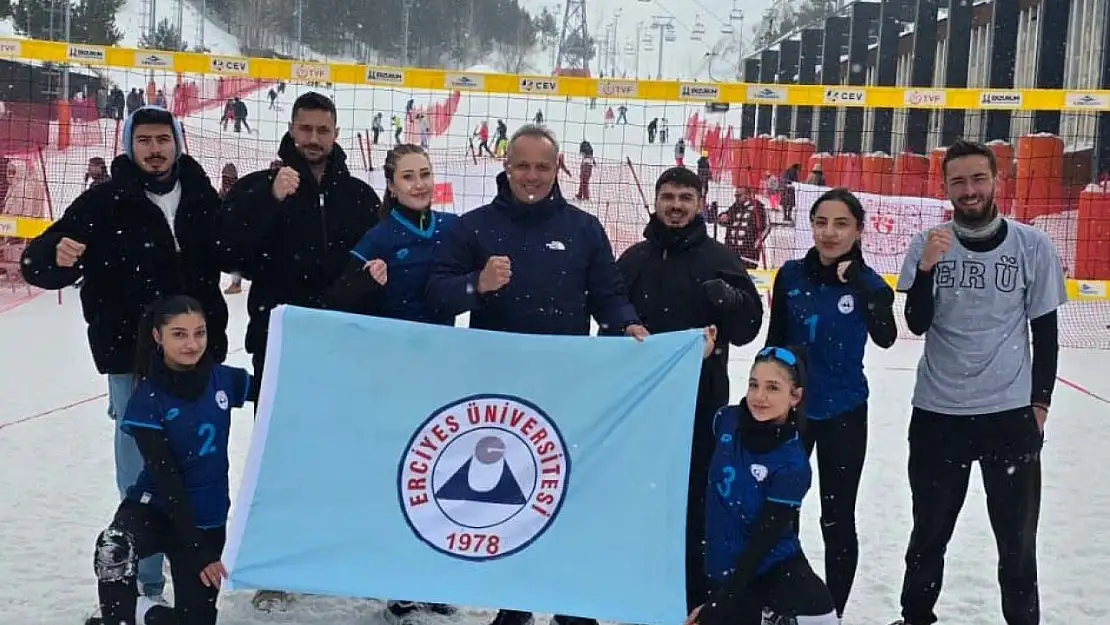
[477,256,511,294]
[55,237,87,268]
[919,227,953,271]
[365,259,388,286]
[271,166,300,201]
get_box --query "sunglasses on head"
[757,346,797,366]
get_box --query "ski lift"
[664,27,677,42]
[720,23,735,35]
[641,32,653,45]
[644,39,655,52]
[691,17,706,41]
[729,3,744,21]
[625,41,635,54]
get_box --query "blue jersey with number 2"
[775,259,886,420]
[122,365,252,528]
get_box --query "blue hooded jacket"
[426,172,638,335]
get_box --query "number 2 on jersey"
[804,314,819,343]
[197,422,216,456]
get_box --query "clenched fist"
[271,166,300,201]
[919,227,953,271]
[365,259,388,285]
[55,237,87,268]
[477,256,511,294]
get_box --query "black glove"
[702,278,739,309]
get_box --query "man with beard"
[605,167,762,612]
[427,124,648,625]
[217,92,380,611]
[21,106,229,606]
[891,140,1067,625]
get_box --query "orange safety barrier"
[861,153,894,195]
[988,140,1016,216]
[927,148,947,200]
[1015,134,1065,221]
[1075,185,1110,280]
[892,152,929,197]
[833,153,862,190]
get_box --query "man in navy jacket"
[428,124,647,340]
[426,125,647,625]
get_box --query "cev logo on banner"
[978,91,1022,108]
[823,88,867,105]
[745,86,787,102]
[137,53,174,69]
[366,68,405,85]
[447,73,485,90]
[904,89,946,107]
[68,44,106,63]
[210,57,250,75]
[519,77,558,94]
[0,39,22,57]
[679,83,721,101]
[292,62,330,83]
[597,80,638,98]
[1064,93,1110,111]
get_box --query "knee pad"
[94,527,137,583]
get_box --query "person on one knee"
[689,347,838,625]
[764,187,897,619]
[89,295,253,625]
[891,140,1067,625]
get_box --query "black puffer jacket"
[21,154,229,373]
[217,133,381,355]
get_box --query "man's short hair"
[654,167,703,198]
[291,91,337,124]
[942,139,997,177]
[508,124,560,156]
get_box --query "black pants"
[251,351,266,412]
[900,407,1042,625]
[94,500,226,625]
[802,403,868,617]
[711,555,837,624]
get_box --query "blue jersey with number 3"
[775,259,885,420]
[122,365,252,528]
[704,404,809,580]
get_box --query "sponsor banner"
[823,88,867,105]
[745,86,787,103]
[679,83,721,101]
[210,56,250,75]
[0,39,22,57]
[597,79,638,98]
[978,91,1023,108]
[292,62,330,83]
[67,44,106,64]
[0,217,15,236]
[136,52,174,69]
[519,77,559,94]
[446,73,485,90]
[366,67,405,85]
[904,89,947,108]
[1064,92,1110,111]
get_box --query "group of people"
[20,87,1066,625]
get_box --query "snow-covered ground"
[1,287,1108,625]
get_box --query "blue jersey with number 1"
[775,259,886,420]
[122,365,252,528]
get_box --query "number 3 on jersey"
[197,422,216,456]
[804,314,819,344]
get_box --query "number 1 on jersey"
[804,314,818,343]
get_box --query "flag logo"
[399,394,569,561]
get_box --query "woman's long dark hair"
[808,186,865,227]
[379,144,432,221]
[134,295,206,380]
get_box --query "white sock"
[135,595,160,625]
[795,612,840,625]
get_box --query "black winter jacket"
[609,214,763,417]
[20,154,229,374]
[217,133,381,355]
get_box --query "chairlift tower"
[650,16,674,80]
[556,0,592,71]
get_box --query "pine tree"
[13,0,124,45]
[139,18,186,51]
[0,0,12,21]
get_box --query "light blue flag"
[225,305,706,625]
